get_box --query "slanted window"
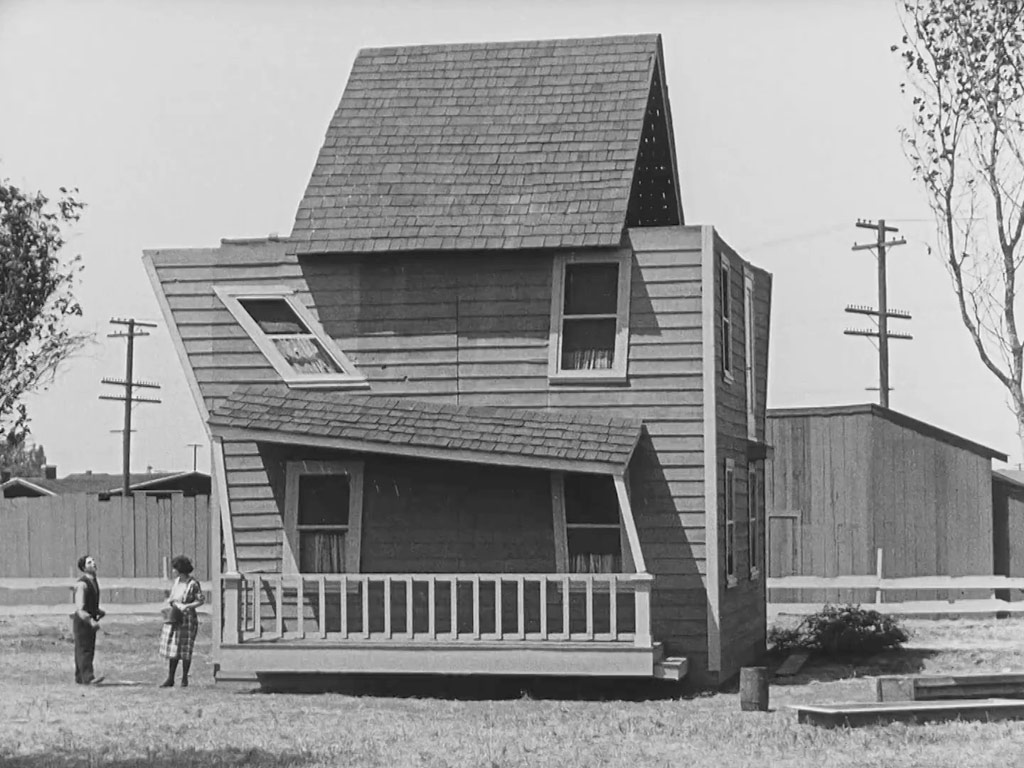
[748,463,762,579]
[744,269,756,439]
[720,255,733,381]
[549,253,631,382]
[552,472,632,574]
[284,461,363,574]
[724,458,737,585]
[214,285,365,388]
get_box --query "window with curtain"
[549,254,631,381]
[214,285,365,387]
[238,298,341,375]
[560,263,619,371]
[296,473,351,573]
[564,473,622,574]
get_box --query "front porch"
[218,571,683,677]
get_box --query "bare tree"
[0,178,91,442]
[895,0,1024,455]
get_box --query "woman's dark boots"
[160,659,178,687]
[181,660,191,688]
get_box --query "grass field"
[4,614,1024,767]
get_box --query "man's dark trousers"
[73,616,97,684]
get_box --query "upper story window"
[720,254,734,381]
[549,252,632,383]
[214,285,365,388]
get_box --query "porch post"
[633,575,653,648]
[613,474,647,573]
[222,571,242,645]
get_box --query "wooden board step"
[653,656,688,681]
[792,698,1024,728]
[774,651,810,677]
[877,672,1024,702]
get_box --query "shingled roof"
[209,384,642,474]
[290,34,682,255]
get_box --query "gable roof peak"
[291,32,681,256]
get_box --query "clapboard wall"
[146,225,773,684]
[767,406,1003,603]
[0,493,210,578]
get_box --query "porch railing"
[222,572,653,648]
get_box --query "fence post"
[875,548,883,605]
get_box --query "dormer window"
[214,285,365,388]
[549,252,632,382]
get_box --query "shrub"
[769,604,909,656]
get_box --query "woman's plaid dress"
[159,577,204,661]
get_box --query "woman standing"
[159,554,205,688]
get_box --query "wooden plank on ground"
[774,651,810,677]
[793,698,1024,728]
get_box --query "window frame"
[548,251,632,384]
[744,269,756,440]
[720,254,734,382]
[551,472,634,575]
[748,463,762,580]
[724,458,737,587]
[283,460,364,575]
[214,284,367,389]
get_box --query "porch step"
[792,698,1024,728]
[877,672,1024,702]
[653,656,689,681]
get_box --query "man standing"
[72,555,105,685]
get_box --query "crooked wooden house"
[144,34,772,687]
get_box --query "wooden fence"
[768,573,1024,616]
[0,493,210,579]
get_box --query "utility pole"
[844,219,911,408]
[100,318,161,497]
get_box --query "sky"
[0,0,1019,475]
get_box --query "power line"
[843,219,911,408]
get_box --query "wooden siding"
[712,234,771,680]
[149,225,740,681]
[767,410,996,603]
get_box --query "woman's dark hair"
[77,554,91,572]
[170,555,194,575]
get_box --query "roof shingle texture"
[290,34,660,255]
[209,385,642,472]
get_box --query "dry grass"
[4,614,1024,767]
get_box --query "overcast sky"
[0,0,1017,475]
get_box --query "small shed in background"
[767,404,1007,603]
[993,469,1024,587]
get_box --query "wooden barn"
[144,34,773,687]
[993,470,1024,586]
[767,404,1007,603]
